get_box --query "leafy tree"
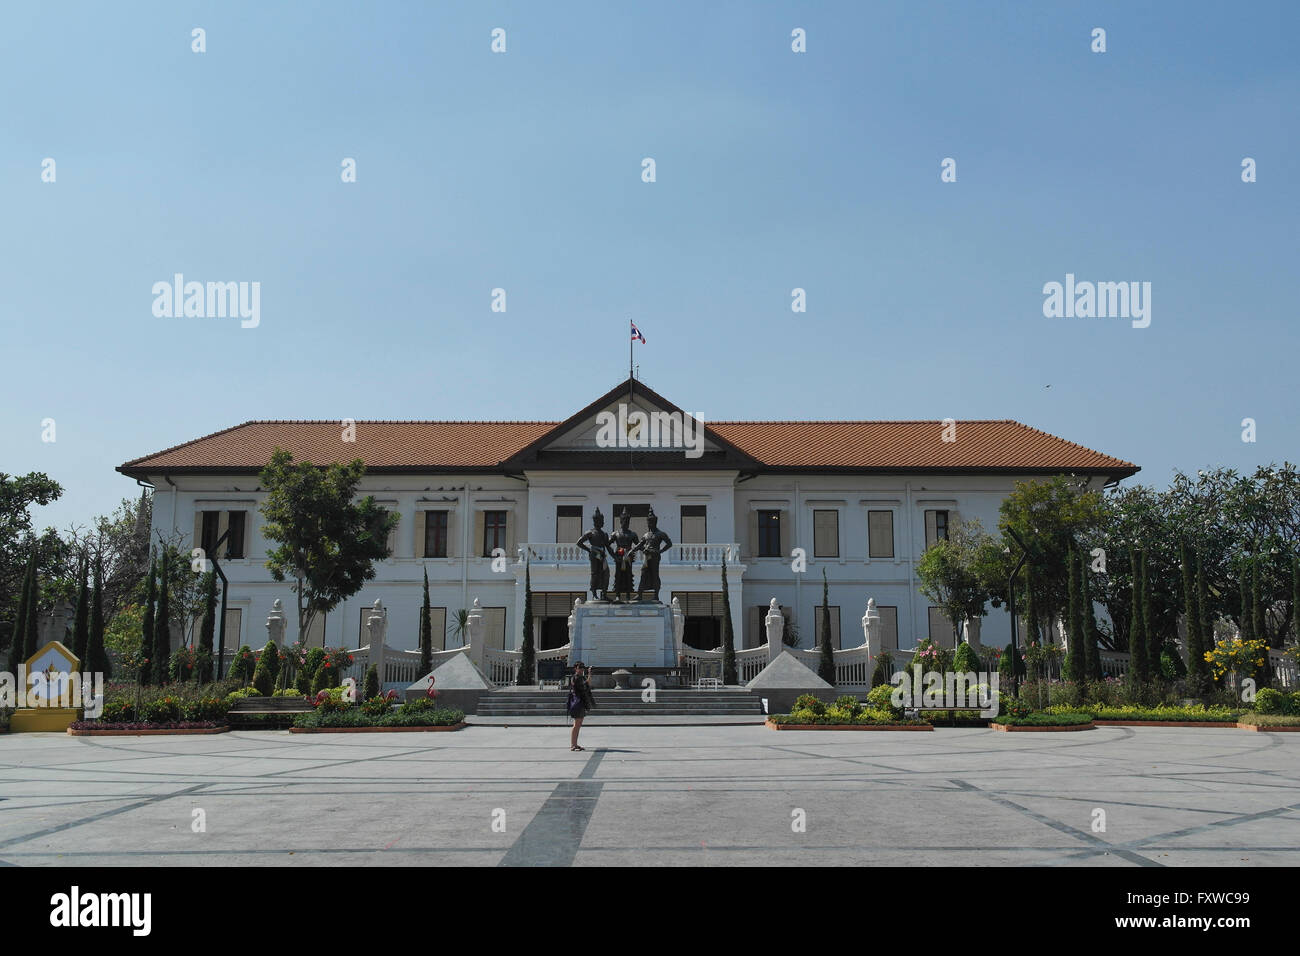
[87,552,110,678]
[0,472,63,640]
[138,555,156,685]
[916,517,994,646]
[21,558,40,661]
[259,449,395,644]
[196,570,217,683]
[1142,547,1161,680]
[721,554,738,684]
[6,552,35,673]
[70,554,89,661]
[1180,541,1205,689]
[1129,550,1149,684]
[516,563,534,685]
[817,568,834,684]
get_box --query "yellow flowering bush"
[1203,637,1267,680]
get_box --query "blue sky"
[3,1,1297,534]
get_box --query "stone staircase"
[474,687,765,718]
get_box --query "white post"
[367,599,388,685]
[466,598,486,674]
[671,596,685,660]
[861,598,880,661]
[765,598,785,664]
[568,597,582,646]
[266,599,286,647]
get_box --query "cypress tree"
[7,553,34,674]
[87,552,110,679]
[817,567,834,685]
[1082,549,1102,682]
[1180,541,1203,689]
[1024,563,1040,646]
[421,567,436,681]
[139,555,156,685]
[1294,556,1300,648]
[1238,566,1253,642]
[1129,550,1149,684]
[71,554,90,663]
[22,559,40,661]
[196,570,217,683]
[721,554,738,684]
[1190,550,1210,686]
[1252,558,1265,646]
[1066,543,1086,684]
[516,563,534,685]
[1142,550,1160,680]
[153,554,172,684]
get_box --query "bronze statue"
[608,508,640,602]
[636,506,673,601]
[575,508,611,601]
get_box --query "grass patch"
[1050,704,1241,722]
[994,711,1093,727]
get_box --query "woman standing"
[568,662,596,751]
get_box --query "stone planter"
[289,723,467,734]
[68,725,230,737]
[765,720,931,731]
[1236,722,1300,732]
[992,721,1095,732]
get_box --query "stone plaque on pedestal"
[570,602,675,668]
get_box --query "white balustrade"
[518,542,740,566]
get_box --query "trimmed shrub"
[272,688,304,698]
[1289,692,1300,716]
[360,695,392,717]
[1254,688,1286,715]
[363,664,380,701]
[229,645,256,685]
[870,651,893,688]
[297,648,325,694]
[867,683,901,717]
[952,642,981,675]
[791,693,826,716]
[994,711,1091,727]
[251,641,279,696]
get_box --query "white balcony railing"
[519,543,739,566]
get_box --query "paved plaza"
[0,725,1296,866]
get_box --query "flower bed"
[292,697,464,731]
[765,718,931,731]
[992,711,1094,732]
[766,693,929,730]
[68,721,228,736]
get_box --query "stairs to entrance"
[474,688,765,718]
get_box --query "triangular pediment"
[501,379,760,471]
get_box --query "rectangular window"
[483,607,507,650]
[225,511,246,559]
[928,606,955,648]
[813,509,839,558]
[757,510,781,557]
[424,511,449,558]
[868,510,894,558]
[222,607,242,650]
[200,510,220,557]
[611,503,650,538]
[924,509,950,548]
[483,510,508,557]
[680,505,707,544]
[875,606,899,651]
[556,505,583,544]
[814,605,842,649]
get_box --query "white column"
[765,598,785,664]
[671,596,685,660]
[266,599,286,647]
[466,598,486,674]
[861,597,880,660]
[366,599,387,683]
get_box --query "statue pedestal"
[570,601,675,669]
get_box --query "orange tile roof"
[118,418,1137,477]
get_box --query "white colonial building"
[118,378,1138,663]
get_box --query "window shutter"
[778,510,790,559]
[747,510,759,559]
[925,510,938,548]
[216,512,230,558]
[473,512,486,558]
[415,511,427,558]
[446,509,458,558]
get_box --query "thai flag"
[630,321,646,343]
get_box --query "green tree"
[0,472,63,642]
[1066,544,1086,685]
[916,517,994,646]
[251,640,278,696]
[721,554,738,684]
[1142,547,1161,680]
[419,568,434,681]
[21,558,40,661]
[153,552,172,683]
[70,554,89,662]
[1129,550,1149,684]
[363,663,380,700]
[259,449,396,644]
[1180,541,1204,689]
[1191,550,1211,686]
[6,552,35,673]
[516,562,535,685]
[87,552,110,678]
[138,555,156,685]
[817,568,835,685]
[195,570,217,683]
[1083,555,1103,682]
